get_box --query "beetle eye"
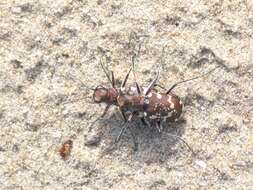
[93,87,108,103]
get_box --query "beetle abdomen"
[143,92,183,122]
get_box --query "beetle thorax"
[117,94,142,108]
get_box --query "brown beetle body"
[93,66,183,125]
[92,59,218,151]
[143,92,183,122]
[117,91,183,123]
[93,84,159,119]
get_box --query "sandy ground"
[0,0,253,189]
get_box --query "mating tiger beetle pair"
[92,55,218,153]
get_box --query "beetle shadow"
[93,110,190,164]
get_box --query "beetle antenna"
[131,54,141,94]
[57,74,95,92]
[99,58,113,86]
[120,67,132,89]
[111,71,115,88]
[166,66,220,94]
[62,97,94,105]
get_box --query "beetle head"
[93,85,119,104]
[93,86,109,103]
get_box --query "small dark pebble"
[0,146,6,152]
[85,134,100,146]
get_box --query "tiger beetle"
[93,55,219,153]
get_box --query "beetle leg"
[140,117,148,126]
[119,108,127,122]
[111,71,115,88]
[131,55,142,95]
[101,104,111,118]
[135,82,141,95]
[115,122,128,143]
[155,120,163,132]
[99,58,113,86]
[115,113,134,143]
[121,67,132,89]
[144,71,160,96]
[166,133,196,157]
[115,113,138,151]
[128,126,138,151]
[158,120,164,131]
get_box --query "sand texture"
[0,0,253,189]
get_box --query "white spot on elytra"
[179,100,183,105]
[130,86,136,91]
[170,102,175,109]
[144,112,147,116]
[168,96,172,103]
[157,93,162,99]
[148,93,152,98]
[144,98,149,104]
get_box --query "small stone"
[200,106,205,111]
[85,134,100,146]
[195,159,207,169]
[0,146,6,152]
[11,6,22,14]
